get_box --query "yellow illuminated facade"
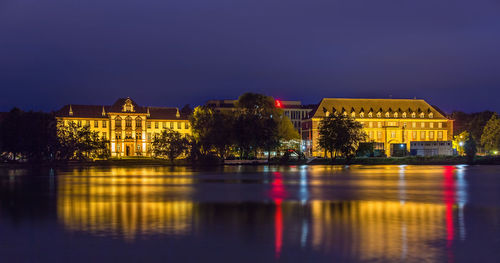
[55,98,191,157]
[302,98,453,156]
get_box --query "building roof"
[55,98,188,120]
[310,98,448,119]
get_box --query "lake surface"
[1,165,500,262]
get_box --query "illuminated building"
[302,98,453,157]
[205,99,314,134]
[55,97,191,157]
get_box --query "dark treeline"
[0,108,108,163]
[451,111,500,155]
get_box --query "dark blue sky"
[1,0,499,113]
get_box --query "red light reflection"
[270,172,286,259]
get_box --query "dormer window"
[402,112,407,118]
[343,112,347,117]
[325,111,330,117]
[385,112,390,118]
[429,113,433,118]
[411,112,416,118]
[420,112,425,118]
[394,112,398,118]
[368,112,373,117]
[351,112,356,118]
[122,98,135,112]
[377,112,381,118]
[360,112,364,118]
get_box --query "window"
[177,122,181,129]
[403,122,407,128]
[115,117,122,128]
[85,120,90,127]
[438,131,443,139]
[420,131,426,140]
[102,132,107,140]
[155,122,159,129]
[360,112,364,118]
[116,132,122,140]
[369,122,373,128]
[377,122,382,128]
[420,113,425,118]
[377,131,383,140]
[394,112,398,118]
[137,145,141,151]
[368,112,373,117]
[369,131,374,139]
[117,145,121,151]
[429,113,433,118]
[147,133,151,140]
[170,122,174,129]
[147,121,151,129]
[136,132,142,139]
[391,131,396,138]
[412,122,416,128]
[387,122,397,126]
[102,120,107,128]
[411,113,416,118]
[377,112,381,118]
[429,131,434,139]
[136,117,142,128]
[163,122,167,129]
[438,122,443,128]
[125,117,132,127]
[430,122,434,128]
[385,112,390,118]
[412,131,417,140]
[125,131,132,139]
[184,122,189,129]
[94,120,99,128]
[77,120,82,127]
[351,112,355,118]
[402,112,407,118]
[420,122,425,128]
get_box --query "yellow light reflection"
[57,167,195,241]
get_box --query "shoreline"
[1,156,500,168]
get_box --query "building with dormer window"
[55,98,191,157]
[301,98,453,157]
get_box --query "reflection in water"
[57,167,195,240]
[7,165,474,262]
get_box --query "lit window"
[377,112,381,118]
[429,113,433,118]
[147,121,151,129]
[351,112,356,118]
[420,113,425,118]
[402,112,407,118]
[125,117,132,127]
[438,122,443,128]
[421,122,425,128]
[385,112,390,118]
[170,122,174,129]
[77,120,82,127]
[377,122,382,128]
[412,122,416,128]
[369,122,373,128]
[377,131,383,140]
[411,113,416,118]
[430,122,434,128]
[429,131,434,139]
[368,112,373,117]
[102,132,107,140]
[94,121,99,128]
[136,117,142,128]
[420,131,426,140]
[177,122,181,129]
[102,120,107,128]
[412,131,417,140]
[360,112,364,118]
[394,112,398,118]
[438,131,443,139]
[155,122,159,129]
[391,131,396,138]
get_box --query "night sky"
[1,0,500,113]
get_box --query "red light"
[275,100,282,108]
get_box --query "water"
[1,165,500,262]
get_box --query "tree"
[190,106,236,159]
[57,122,109,160]
[318,114,367,161]
[480,113,500,154]
[464,136,477,164]
[152,129,188,162]
[453,131,470,156]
